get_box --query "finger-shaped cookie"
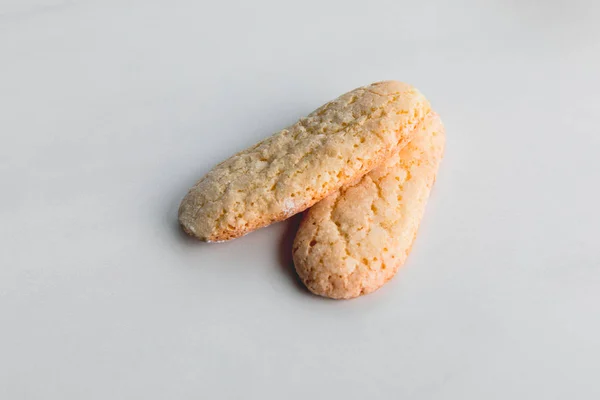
[179,81,431,242]
[293,112,445,299]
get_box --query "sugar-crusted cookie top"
[179,81,431,241]
[293,113,445,299]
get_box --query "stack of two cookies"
[179,81,445,299]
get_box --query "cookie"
[292,112,445,299]
[179,81,431,242]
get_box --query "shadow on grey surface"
[277,213,312,295]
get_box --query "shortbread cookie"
[179,81,431,242]
[293,112,445,299]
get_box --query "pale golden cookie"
[293,112,445,299]
[179,81,431,242]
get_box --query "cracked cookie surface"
[292,112,445,299]
[179,81,431,242]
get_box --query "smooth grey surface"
[1,0,600,398]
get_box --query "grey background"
[1,0,599,398]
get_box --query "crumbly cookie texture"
[293,112,445,299]
[179,81,431,242]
